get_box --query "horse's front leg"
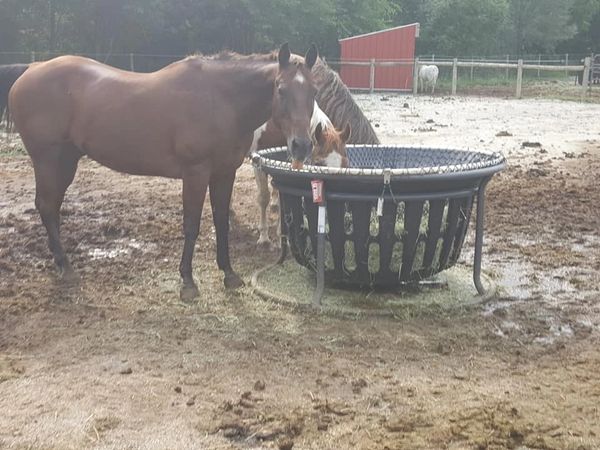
[210,168,244,289]
[179,165,210,302]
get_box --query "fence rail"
[0,51,595,98]
[328,57,593,97]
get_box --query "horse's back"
[420,65,439,81]
[10,56,180,172]
[10,56,130,146]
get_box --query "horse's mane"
[0,64,29,128]
[183,50,305,68]
[312,59,380,145]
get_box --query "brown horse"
[9,43,318,301]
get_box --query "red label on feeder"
[311,179,323,203]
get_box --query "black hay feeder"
[252,145,506,305]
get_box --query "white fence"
[330,57,592,97]
[0,51,595,98]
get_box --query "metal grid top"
[253,145,505,177]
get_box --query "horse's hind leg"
[270,186,279,213]
[210,169,244,289]
[31,145,81,281]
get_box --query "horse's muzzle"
[289,137,312,164]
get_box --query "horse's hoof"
[59,268,80,285]
[224,272,244,289]
[180,284,200,303]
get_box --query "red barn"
[339,23,419,91]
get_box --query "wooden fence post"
[369,58,375,94]
[129,53,135,72]
[413,57,419,95]
[470,57,474,80]
[582,56,591,91]
[451,58,458,95]
[516,59,523,98]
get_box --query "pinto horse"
[251,104,350,246]
[8,43,318,301]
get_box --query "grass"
[430,71,600,102]
[254,258,485,319]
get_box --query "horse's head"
[311,122,351,168]
[272,43,318,169]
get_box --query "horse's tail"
[0,64,30,129]
[312,59,380,145]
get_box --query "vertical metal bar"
[451,58,458,96]
[30,51,36,63]
[537,54,541,77]
[516,59,523,98]
[473,177,491,296]
[277,193,288,265]
[130,53,135,72]
[369,58,375,94]
[313,203,327,306]
[505,54,509,79]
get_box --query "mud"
[1,96,600,449]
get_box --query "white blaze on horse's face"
[272,43,318,167]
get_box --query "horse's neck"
[313,61,380,145]
[227,63,277,135]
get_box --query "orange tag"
[311,179,323,203]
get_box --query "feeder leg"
[312,204,327,306]
[277,194,288,264]
[473,177,491,295]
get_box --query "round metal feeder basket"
[252,145,506,304]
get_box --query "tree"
[426,0,509,56]
[558,0,600,52]
[507,0,577,54]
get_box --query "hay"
[252,259,496,318]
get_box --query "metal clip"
[383,168,391,185]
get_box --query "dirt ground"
[1,95,600,450]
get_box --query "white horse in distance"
[419,65,439,94]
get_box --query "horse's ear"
[305,43,318,70]
[279,43,291,69]
[315,122,325,144]
[340,123,351,143]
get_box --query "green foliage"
[0,0,595,59]
[507,0,577,53]
[427,0,509,56]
